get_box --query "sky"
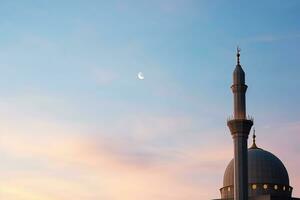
[0,0,300,199]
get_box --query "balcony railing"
[227,115,254,122]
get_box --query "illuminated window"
[263,184,268,189]
[228,187,231,192]
[252,184,257,190]
[274,185,278,190]
[283,186,286,191]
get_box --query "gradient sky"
[1,1,300,200]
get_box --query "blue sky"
[0,1,300,199]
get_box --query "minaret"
[227,47,253,200]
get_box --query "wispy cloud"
[243,32,300,43]
[1,86,299,199]
[0,101,231,200]
[91,67,119,85]
[1,129,228,200]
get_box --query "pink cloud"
[0,113,231,200]
[3,100,298,199]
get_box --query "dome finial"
[237,46,241,65]
[250,127,258,149]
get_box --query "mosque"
[214,49,299,200]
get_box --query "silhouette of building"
[215,49,300,200]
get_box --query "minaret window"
[274,185,278,190]
[263,184,268,189]
[283,186,286,191]
[252,184,257,190]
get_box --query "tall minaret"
[227,48,253,200]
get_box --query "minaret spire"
[250,127,258,149]
[227,48,253,200]
[232,47,246,119]
[237,46,241,65]
[253,127,256,145]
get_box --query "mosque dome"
[220,139,293,199]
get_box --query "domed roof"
[223,147,289,187]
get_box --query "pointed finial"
[253,127,256,143]
[237,46,241,65]
[250,127,258,149]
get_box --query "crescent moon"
[138,72,144,80]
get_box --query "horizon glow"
[0,1,300,199]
